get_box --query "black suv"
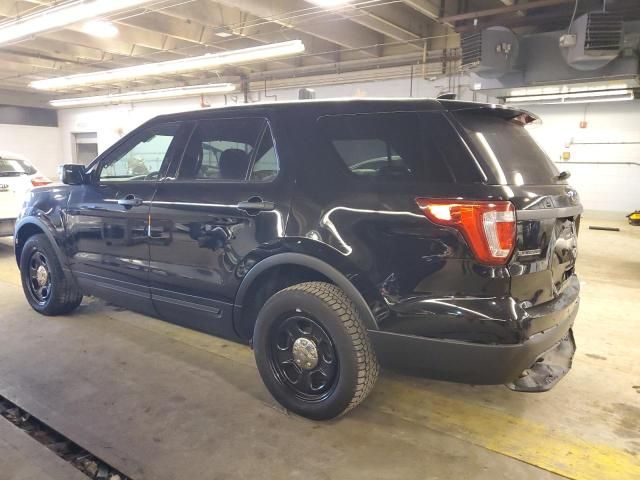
[15,99,581,420]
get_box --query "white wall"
[55,75,639,214]
[527,102,640,215]
[0,123,63,179]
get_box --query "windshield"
[454,111,560,186]
[0,158,29,176]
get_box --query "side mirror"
[59,164,86,185]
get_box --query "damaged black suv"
[15,99,581,420]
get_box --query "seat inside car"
[219,149,250,180]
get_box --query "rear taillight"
[31,176,52,187]
[416,198,516,266]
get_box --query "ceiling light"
[306,0,353,7]
[31,40,305,90]
[82,19,119,38]
[505,89,636,105]
[0,0,155,46]
[49,83,236,108]
[215,31,233,38]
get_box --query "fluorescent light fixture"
[31,40,305,90]
[0,0,154,46]
[49,82,236,108]
[215,31,233,38]
[307,0,353,6]
[505,88,636,105]
[82,19,119,38]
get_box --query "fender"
[14,216,77,286]
[234,252,379,332]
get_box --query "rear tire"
[20,234,82,316]
[253,281,379,420]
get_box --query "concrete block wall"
[527,102,640,215]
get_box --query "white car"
[0,152,51,237]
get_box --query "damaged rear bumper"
[368,282,579,390]
[506,329,576,392]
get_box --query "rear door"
[66,122,187,314]
[452,110,582,311]
[148,115,290,338]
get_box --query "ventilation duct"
[563,12,624,71]
[461,26,519,79]
[298,88,316,100]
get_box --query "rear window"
[454,111,560,185]
[317,112,482,183]
[0,158,28,176]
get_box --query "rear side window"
[0,159,29,176]
[317,112,481,183]
[454,111,560,186]
[178,118,279,182]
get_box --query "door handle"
[118,194,144,207]
[237,198,275,212]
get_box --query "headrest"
[219,149,250,180]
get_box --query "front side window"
[99,124,180,182]
[179,118,275,181]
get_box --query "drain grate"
[0,395,131,480]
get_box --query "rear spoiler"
[439,100,540,125]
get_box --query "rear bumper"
[0,218,16,237]
[369,283,579,389]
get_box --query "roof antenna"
[437,93,456,100]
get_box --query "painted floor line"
[108,310,640,480]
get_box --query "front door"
[148,116,290,338]
[66,122,187,315]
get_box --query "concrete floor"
[0,217,638,480]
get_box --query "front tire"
[253,282,379,420]
[20,234,83,316]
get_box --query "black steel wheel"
[26,250,52,305]
[20,234,83,316]
[254,282,379,420]
[268,313,339,401]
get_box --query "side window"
[317,112,467,183]
[249,127,280,182]
[178,118,265,181]
[99,123,180,182]
[331,139,404,175]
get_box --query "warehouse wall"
[527,102,640,216]
[56,76,639,215]
[0,123,63,179]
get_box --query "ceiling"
[0,0,638,102]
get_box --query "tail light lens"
[416,198,516,266]
[31,176,52,187]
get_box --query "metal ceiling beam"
[208,0,383,55]
[343,16,418,44]
[441,0,576,23]
[159,0,340,59]
[118,10,317,70]
[400,0,442,22]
